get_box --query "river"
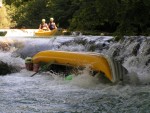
[0,31,149,113]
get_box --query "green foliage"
[3,0,150,37]
[50,0,79,28]
[70,1,98,30]
[115,0,150,36]
[0,5,10,28]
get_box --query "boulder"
[0,61,19,75]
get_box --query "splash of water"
[0,35,149,85]
[105,36,150,85]
[0,36,149,113]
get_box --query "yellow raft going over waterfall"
[32,50,128,83]
[34,29,57,37]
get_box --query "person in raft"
[48,17,57,30]
[39,19,49,31]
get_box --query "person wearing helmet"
[39,19,49,31]
[48,17,57,30]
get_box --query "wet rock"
[106,44,121,57]
[0,61,12,75]
[145,59,150,66]
[88,45,96,51]
[140,45,150,56]
[107,36,150,62]
[130,43,140,56]
[145,48,150,55]
[0,31,7,36]
[0,41,10,51]
[0,61,20,75]
[74,37,87,45]
[72,31,82,36]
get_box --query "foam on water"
[0,52,24,68]
[124,56,150,84]
[4,29,36,37]
[0,34,149,112]
[1,35,149,85]
[0,35,149,85]
[1,68,148,113]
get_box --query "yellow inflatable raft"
[34,29,57,37]
[32,50,128,83]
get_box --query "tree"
[50,0,80,28]
[0,5,10,28]
[3,0,150,36]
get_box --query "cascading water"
[0,30,149,113]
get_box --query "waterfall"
[0,35,149,84]
[0,35,150,113]
[105,36,150,84]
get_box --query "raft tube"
[32,50,128,83]
[34,29,57,37]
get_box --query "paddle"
[30,61,55,77]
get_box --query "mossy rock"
[0,61,14,75]
[0,31,7,36]
[63,31,71,35]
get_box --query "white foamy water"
[3,29,37,37]
[0,33,149,112]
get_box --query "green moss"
[0,31,7,36]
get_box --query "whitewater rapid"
[0,33,149,112]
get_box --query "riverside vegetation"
[1,0,150,38]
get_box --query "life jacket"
[40,23,48,29]
[49,22,55,30]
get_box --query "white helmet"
[50,18,54,21]
[42,19,45,22]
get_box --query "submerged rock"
[0,61,12,75]
[0,61,20,75]
[0,31,7,36]
[104,36,150,62]
[105,36,150,84]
